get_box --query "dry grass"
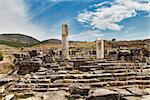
[0,61,15,74]
[33,42,96,50]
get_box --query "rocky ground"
[0,60,150,100]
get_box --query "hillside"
[40,39,82,44]
[0,34,40,47]
[41,39,61,44]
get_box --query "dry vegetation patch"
[0,61,15,74]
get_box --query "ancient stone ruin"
[62,24,70,60]
[96,38,104,59]
[0,24,150,100]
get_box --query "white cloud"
[0,0,49,41]
[70,30,103,41]
[77,0,150,31]
[93,1,113,7]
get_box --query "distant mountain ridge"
[0,34,40,44]
[0,33,149,47]
[41,39,61,44]
[0,34,40,47]
[0,34,63,47]
[41,39,82,44]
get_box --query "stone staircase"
[7,62,150,100]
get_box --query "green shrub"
[0,52,3,61]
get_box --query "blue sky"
[0,0,149,41]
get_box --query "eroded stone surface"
[87,88,120,100]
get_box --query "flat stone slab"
[114,89,133,96]
[11,88,31,91]
[91,88,118,97]
[0,86,5,93]
[97,63,142,67]
[58,70,68,74]
[142,95,150,100]
[32,72,150,81]
[0,76,14,82]
[127,88,146,96]
[122,96,141,100]
[144,88,150,94]
[93,70,103,74]
[87,88,120,100]
[80,66,98,68]
[35,91,69,100]
[54,79,100,83]
[3,94,15,100]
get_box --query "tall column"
[62,24,70,60]
[96,38,104,59]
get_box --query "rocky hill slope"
[0,34,40,47]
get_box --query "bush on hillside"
[0,52,3,61]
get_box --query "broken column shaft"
[61,24,70,60]
[96,38,104,59]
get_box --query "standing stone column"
[96,38,104,59]
[61,24,70,60]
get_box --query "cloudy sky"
[0,0,149,41]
